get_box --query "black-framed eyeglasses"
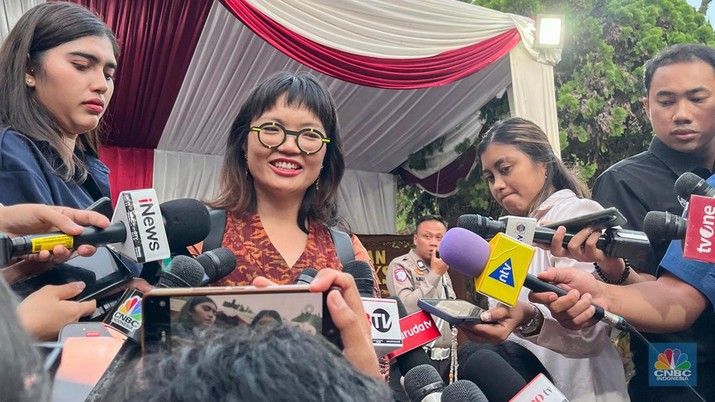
[250,122,330,155]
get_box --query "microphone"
[0,190,211,267]
[456,214,651,260]
[643,211,687,243]
[341,260,403,356]
[675,171,715,199]
[342,260,375,297]
[156,255,206,288]
[391,297,434,377]
[460,348,526,402]
[196,248,237,285]
[294,267,319,285]
[404,364,444,402]
[440,380,488,402]
[439,227,636,332]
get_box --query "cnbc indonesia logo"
[650,344,697,387]
[113,296,142,332]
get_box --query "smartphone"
[142,285,342,354]
[417,298,485,325]
[59,322,113,340]
[542,207,627,232]
[11,246,133,302]
[86,196,113,220]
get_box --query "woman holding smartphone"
[461,118,631,402]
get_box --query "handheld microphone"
[460,348,527,402]
[404,364,444,402]
[342,260,404,356]
[156,255,206,288]
[440,379,488,402]
[643,211,687,243]
[439,227,635,332]
[294,267,319,285]
[675,171,715,199]
[391,298,434,377]
[456,214,651,260]
[342,260,375,297]
[0,190,211,267]
[196,248,237,285]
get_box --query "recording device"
[417,298,484,325]
[456,213,651,260]
[141,285,342,354]
[675,171,715,199]
[341,260,403,356]
[403,364,444,402]
[440,380,488,402]
[439,227,635,332]
[389,297,434,376]
[196,248,237,285]
[542,207,627,231]
[461,348,527,402]
[11,246,133,302]
[0,190,210,267]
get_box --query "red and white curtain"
[1,0,560,234]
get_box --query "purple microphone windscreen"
[438,227,491,277]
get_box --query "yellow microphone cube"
[475,233,535,307]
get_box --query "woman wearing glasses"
[204,72,374,287]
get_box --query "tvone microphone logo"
[370,308,393,332]
[138,198,161,251]
[696,205,715,254]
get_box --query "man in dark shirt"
[592,44,715,402]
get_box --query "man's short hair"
[112,325,391,402]
[644,44,715,95]
[415,214,448,232]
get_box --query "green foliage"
[395,0,715,230]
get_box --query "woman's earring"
[244,154,250,179]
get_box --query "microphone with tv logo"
[104,255,206,344]
[461,348,567,402]
[342,260,403,356]
[387,297,440,375]
[0,190,211,267]
[438,227,635,332]
[668,172,715,263]
[456,213,651,261]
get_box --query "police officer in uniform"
[386,215,455,398]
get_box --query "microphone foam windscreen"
[159,199,211,252]
[440,380,488,402]
[196,248,236,282]
[294,268,319,285]
[461,348,527,402]
[643,211,685,242]
[341,260,374,297]
[439,228,491,277]
[161,255,205,287]
[674,172,714,199]
[403,364,444,402]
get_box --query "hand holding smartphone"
[418,298,485,325]
[542,207,627,232]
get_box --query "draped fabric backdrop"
[0,0,561,234]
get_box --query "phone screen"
[11,247,133,301]
[418,299,484,324]
[143,289,340,355]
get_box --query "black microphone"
[159,199,211,256]
[404,364,445,402]
[440,379,488,402]
[156,255,206,288]
[294,268,319,285]
[457,214,651,260]
[461,348,527,402]
[675,172,715,199]
[0,197,210,267]
[342,260,374,297]
[196,248,237,285]
[643,211,687,243]
[393,297,432,377]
